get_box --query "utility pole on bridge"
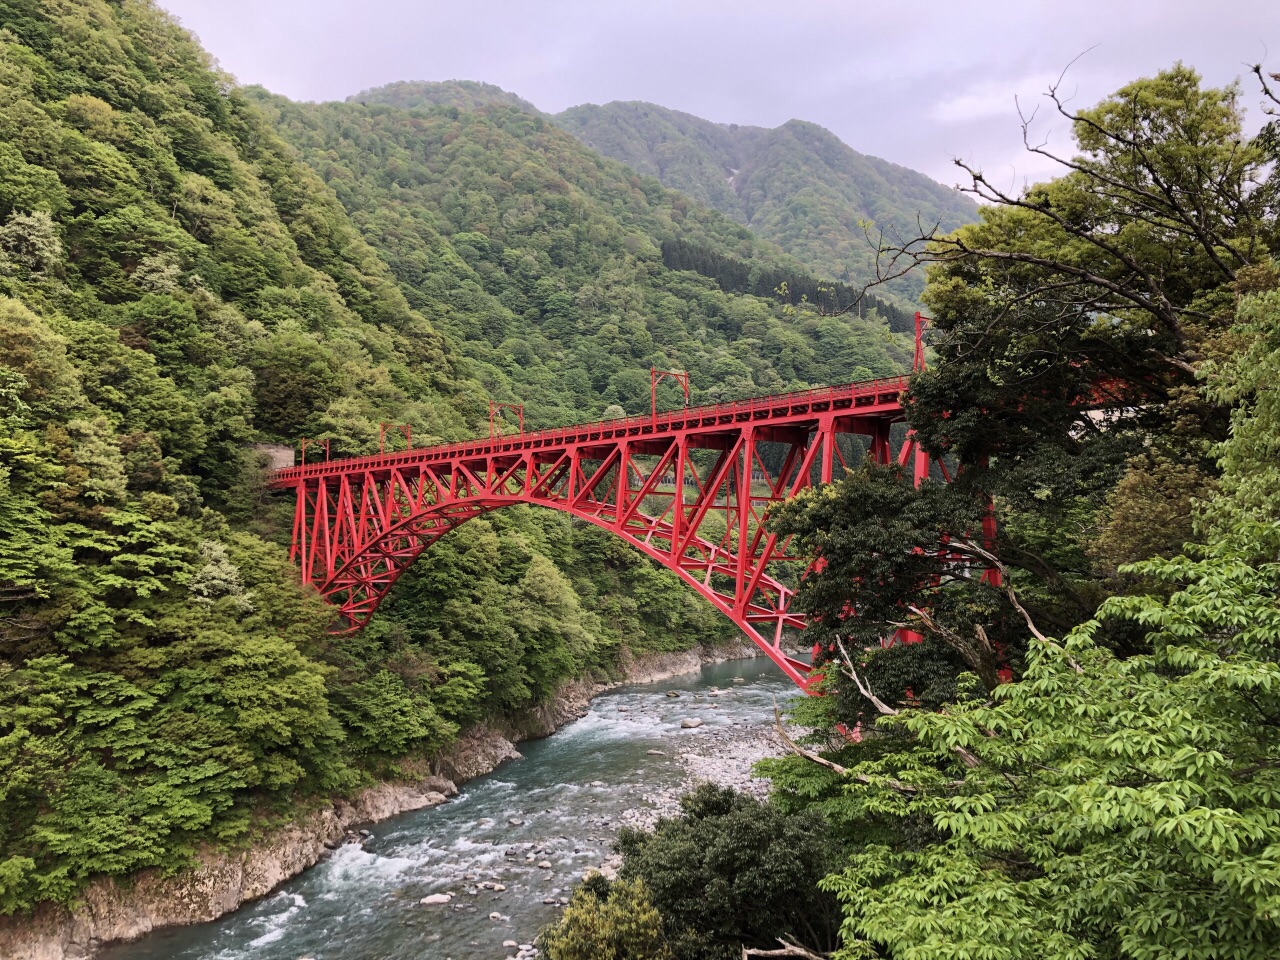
[650,367,690,423]
[489,401,524,439]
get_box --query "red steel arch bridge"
[267,321,955,692]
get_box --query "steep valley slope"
[351,82,979,302]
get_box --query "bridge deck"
[268,375,910,485]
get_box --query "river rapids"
[102,657,801,960]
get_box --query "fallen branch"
[743,938,830,959]
[835,638,898,715]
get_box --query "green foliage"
[0,0,640,913]
[1204,278,1280,546]
[821,530,1280,959]
[893,67,1274,655]
[553,101,977,302]
[660,239,915,332]
[738,70,1280,960]
[740,282,1280,960]
[615,784,842,960]
[251,89,915,427]
[768,463,1011,721]
[763,67,1278,742]
[542,876,672,960]
[350,79,540,114]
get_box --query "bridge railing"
[269,374,910,483]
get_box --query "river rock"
[646,749,664,755]
[493,883,506,891]
[508,817,524,826]
[0,643,766,960]
[420,893,452,905]
[537,860,552,869]
[504,940,518,948]
[489,911,505,921]
[680,718,703,729]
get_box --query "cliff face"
[0,781,455,960]
[0,642,759,960]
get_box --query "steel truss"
[268,373,959,691]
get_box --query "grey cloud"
[165,0,1278,186]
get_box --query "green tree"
[824,532,1280,958]
[765,276,1280,960]
[616,784,842,960]
[542,877,673,960]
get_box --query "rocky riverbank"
[0,641,761,960]
[615,680,787,832]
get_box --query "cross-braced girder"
[269,376,943,692]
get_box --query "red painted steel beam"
[267,371,982,694]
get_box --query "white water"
[102,658,798,960]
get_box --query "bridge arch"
[315,494,810,685]
[271,377,935,692]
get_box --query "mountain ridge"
[347,82,979,301]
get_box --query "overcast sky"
[160,0,1278,189]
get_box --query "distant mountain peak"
[552,100,977,302]
[347,79,540,114]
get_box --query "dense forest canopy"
[541,63,1280,960]
[348,81,979,305]
[250,90,915,432]
[0,0,922,915]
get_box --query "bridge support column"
[819,415,835,484]
[269,374,918,694]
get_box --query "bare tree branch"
[835,638,899,715]
[959,539,1086,675]
[743,938,830,959]
[773,699,851,776]
[1253,63,1280,112]
[771,699,960,794]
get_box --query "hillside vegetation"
[350,83,978,303]
[0,0,923,914]
[349,79,539,115]
[0,0,547,912]
[253,91,914,428]
[555,102,978,300]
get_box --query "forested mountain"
[252,91,915,428]
[554,101,979,300]
[342,83,978,302]
[0,0,914,914]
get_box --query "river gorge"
[90,657,798,960]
